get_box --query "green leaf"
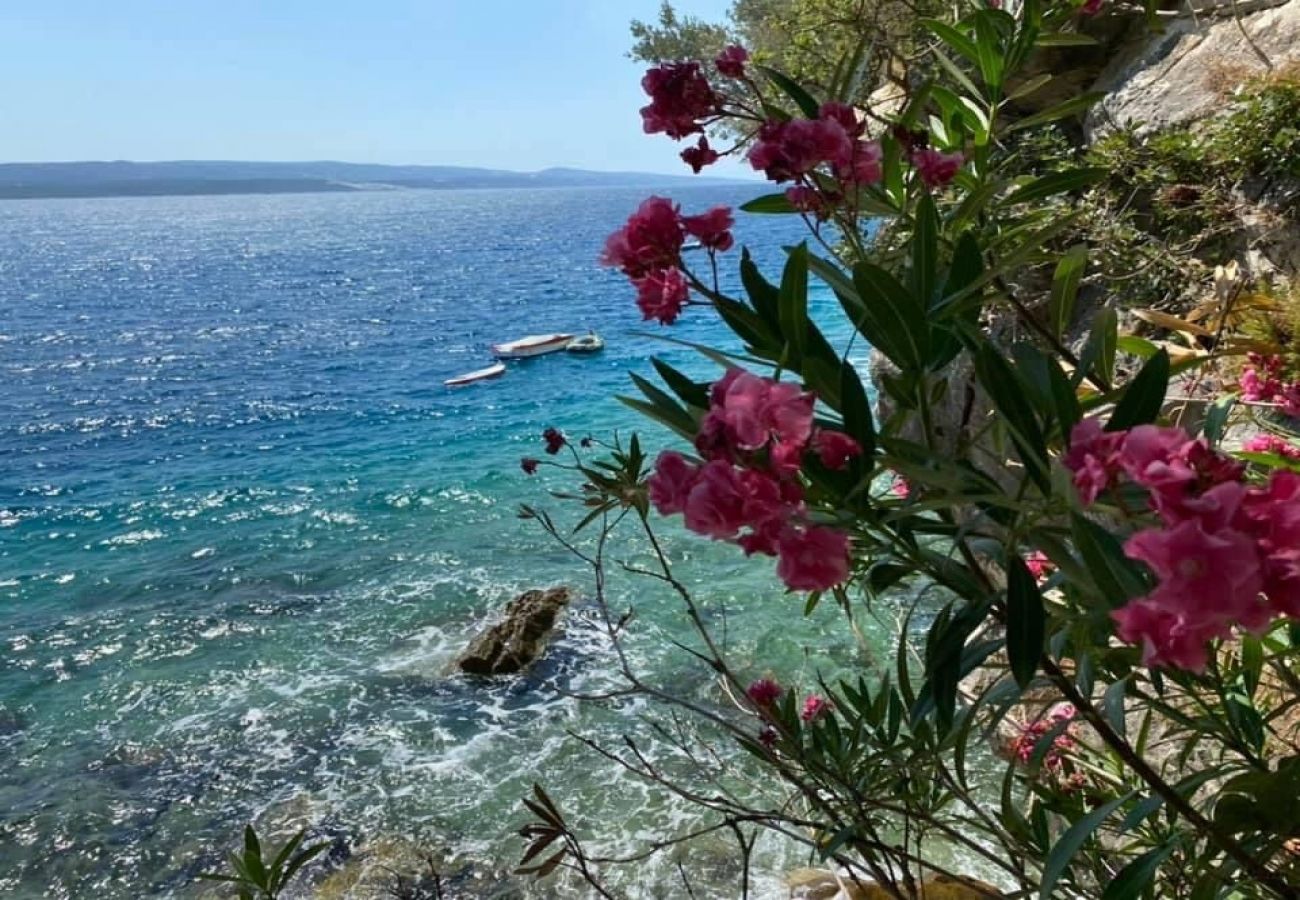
[853,262,928,371]
[1202,395,1235,446]
[973,344,1050,490]
[278,841,329,893]
[1007,72,1053,102]
[911,193,940,308]
[1075,307,1117,389]
[1107,349,1170,431]
[740,247,781,328]
[649,357,709,409]
[779,243,810,356]
[1006,554,1045,689]
[840,362,877,460]
[1102,844,1176,900]
[242,826,267,888]
[1048,245,1087,340]
[973,12,1006,92]
[1035,31,1100,46]
[757,65,821,118]
[1004,168,1107,206]
[618,395,696,443]
[1103,678,1128,741]
[1040,793,1133,899]
[1008,91,1106,132]
[1071,513,1149,607]
[923,19,980,64]
[740,193,798,214]
[931,50,982,101]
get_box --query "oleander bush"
[515,1,1300,897]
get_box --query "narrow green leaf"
[650,357,709,408]
[1035,31,1100,46]
[1107,349,1170,431]
[1007,72,1053,101]
[1102,844,1176,900]
[973,344,1050,490]
[757,65,821,118]
[1009,91,1106,132]
[618,396,696,443]
[911,193,940,308]
[779,243,810,355]
[1004,168,1106,206]
[740,193,797,214]
[1202,395,1235,446]
[853,261,928,371]
[1049,245,1087,339]
[1071,513,1149,607]
[1040,793,1133,899]
[1074,307,1117,389]
[1006,554,1045,689]
[923,19,980,64]
[973,12,1006,92]
[840,362,876,459]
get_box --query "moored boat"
[443,361,506,386]
[565,332,604,353]
[490,333,574,359]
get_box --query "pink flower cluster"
[600,197,735,324]
[911,147,965,189]
[1244,433,1300,460]
[1008,703,1077,773]
[1241,353,1300,418]
[649,370,857,592]
[640,61,719,140]
[1066,417,1300,670]
[749,102,883,191]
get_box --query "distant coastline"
[0,160,749,200]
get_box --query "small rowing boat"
[443,361,506,386]
[491,333,574,359]
[565,332,604,353]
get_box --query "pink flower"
[543,427,566,455]
[715,45,749,78]
[520,458,539,475]
[776,525,850,591]
[1242,471,1300,617]
[749,117,853,182]
[1063,417,1125,505]
[839,140,884,186]
[818,102,865,138]
[601,196,684,278]
[800,694,832,723]
[1008,707,1077,772]
[813,430,861,470]
[648,450,700,515]
[891,476,910,498]
[640,61,719,139]
[911,147,964,189]
[758,724,778,747]
[763,381,816,447]
[1025,551,1053,582]
[683,460,750,539]
[1112,599,1223,672]
[682,205,734,251]
[784,185,829,219]
[680,136,720,174]
[634,268,690,325]
[1080,0,1104,14]
[746,678,783,705]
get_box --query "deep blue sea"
[0,185,885,898]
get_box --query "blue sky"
[1,1,740,173]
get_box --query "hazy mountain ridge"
[0,160,744,199]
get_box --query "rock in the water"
[787,867,842,899]
[455,586,572,676]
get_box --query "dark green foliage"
[199,825,328,900]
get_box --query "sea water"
[0,185,885,897]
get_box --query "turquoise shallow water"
[0,186,882,897]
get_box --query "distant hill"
[0,160,746,199]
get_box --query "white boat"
[566,333,604,354]
[491,333,574,359]
[443,361,506,387]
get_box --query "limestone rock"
[1086,0,1300,140]
[455,586,572,676]
[788,867,842,899]
[836,873,1007,899]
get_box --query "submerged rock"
[455,586,573,676]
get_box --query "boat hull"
[491,333,574,359]
[444,362,506,386]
